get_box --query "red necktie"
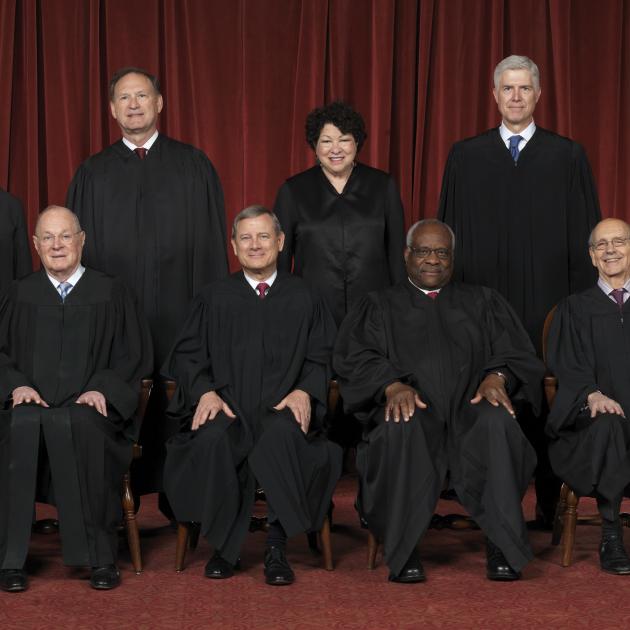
[611,288,626,309]
[426,291,439,300]
[256,282,269,299]
[135,147,147,160]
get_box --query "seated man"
[546,218,630,575]
[334,219,544,583]
[0,206,153,593]
[163,205,341,586]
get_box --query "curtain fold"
[0,0,624,268]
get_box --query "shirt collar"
[499,120,536,146]
[122,130,159,152]
[46,264,85,291]
[243,269,277,292]
[597,276,630,296]
[407,277,442,295]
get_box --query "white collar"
[46,264,85,291]
[408,278,442,295]
[499,120,536,146]
[122,130,159,152]
[243,270,277,293]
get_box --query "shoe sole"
[601,567,630,575]
[265,577,295,586]
[388,574,426,583]
[486,574,521,581]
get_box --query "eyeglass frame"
[407,246,452,260]
[35,230,84,246]
[590,237,630,252]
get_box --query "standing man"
[547,218,630,574]
[0,206,152,592]
[0,188,31,291]
[438,55,602,525]
[66,67,229,499]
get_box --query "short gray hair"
[35,205,82,236]
[406,219,455,251]
[493,55,540,91]
[231,205,283,239]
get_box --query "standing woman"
[274,102,406,329]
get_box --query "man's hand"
[470,374,515,417]
[12,386,49,408]
[274,389,311,433]
[76,390,108,417]
[192,391,236,430]
[384,382,427,423]
[587,391,625,419]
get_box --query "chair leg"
[562,489,579,567]
[121,472,142,574]
[367,531,378,569]
[175,523,190,572]
[552,483,569,546]
[319,516,333,571]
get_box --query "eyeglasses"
[408,247,451,260]
[37,231,83,246]
[591,237,630,252]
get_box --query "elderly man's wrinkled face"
[493,69,541,132]
[231,214,285,278]
[110,72,163,141]
[404,223,454,290]
[33,208,85,281]
[589,219,630,286]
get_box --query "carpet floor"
[1,476,629,629]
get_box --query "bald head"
[588,218,630,288]
[35,206,81,237]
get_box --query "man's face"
[589,219,630,285]
[231,214,285,277]
[493,69,541,132]
[404,223,454,290]
[110,72,163,140]
[33,209,85,281]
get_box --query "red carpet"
[2,476,629,629]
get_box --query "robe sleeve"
[9,196,32,280]
[66,163,100,269]
[333,294,414,420]
[294,291,337,418]
[273,182,294,273]
[545,298,599,438]
[481,289,545,413]
[384,176,406,284]
[567,143,601,294]
[83,282,154,435]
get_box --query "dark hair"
[232,205,283,239]
[109,67,161,100]
[305,101,367,151]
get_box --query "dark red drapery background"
[0,0,627,268]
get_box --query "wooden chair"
[543,307,630,566]
[120,377,153,574]
[167,379,334,572]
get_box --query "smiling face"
[589,219,630,288]
[404,223,454,290]
[315,123,358,180]
[493,68,541,133]
[110,72,163,144]
[33,207,85,282]
[231,214,285,279]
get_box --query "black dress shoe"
[0,569,28,592]
[90,565,121,590]
[388,548,425,583]
[32,518,59,535]
[486,539,520,581]
[600,532,630,575]
[263,546,294,585]
[204,552,236,579]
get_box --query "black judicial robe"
[438,127,601,354]
[546,287,630,500]
[67,134,229,493]
[274,163,406,327]
[162,272,341,564]
[0,188,32,291]
[0,269,153,568]
[334,281,544,575]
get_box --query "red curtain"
[0,0,626,268]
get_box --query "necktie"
[426,291,439,300]
[610,288,626,309]
[509,135,523,162]
[256,282,269,299]
[135,147,147,160]
[58,281,73,302]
